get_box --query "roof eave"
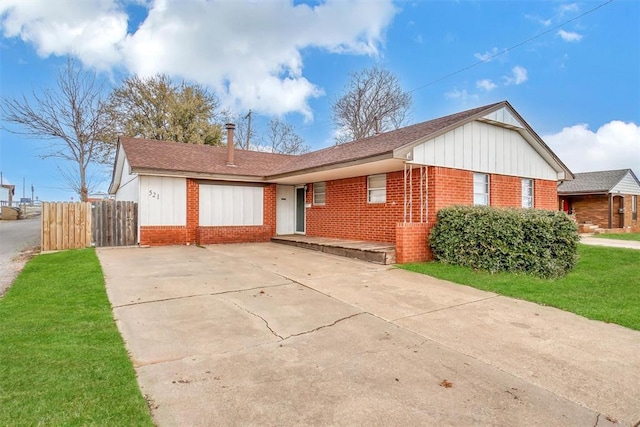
[558,190,609,196]
[267,152,396,180]
[131,167,269,183]
[108,140,124,194]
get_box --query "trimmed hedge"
[429,206,579,278]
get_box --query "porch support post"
[608,193,613,229]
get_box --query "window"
[633,195,637,220]
[521,179,534,208]
[313,182,326,205]
[368,174,386,203]
[473,173,489,206]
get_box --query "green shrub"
[429,206,579,278]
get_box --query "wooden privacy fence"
[42,202,92,251]
[92,200,137,247]
[41,201,137,251]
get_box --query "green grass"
[401,244,640,331]
[592,232,640,242]
[0,249,154,426]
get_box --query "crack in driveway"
[224,297,365,342]
[226,300,284,340]
[111,282,291,308]
[283,312,365,340]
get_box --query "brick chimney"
[225,123,236,166]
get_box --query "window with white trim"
[473,173,489,206]
[633,195,637,220]
[521,178,534,208]
[368,174,386,203]
[313,182,326,205]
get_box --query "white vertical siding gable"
[114,156,139,203]
[611,172,640,195]
[411,120,558,180]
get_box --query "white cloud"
[476,79,497,92]
[557,29,583,42]
[0,0,127,70]
[503,65,528,85]
[0,0,397,119]
[543,121,640,173]
[557,3,580,16]
[474,47,500,62]
[444,88,478,103]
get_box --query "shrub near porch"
[429,206,579,278]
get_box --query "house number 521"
[148,190,160,200]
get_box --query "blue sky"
[1,0,638,202]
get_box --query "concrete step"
[271,236,396,265]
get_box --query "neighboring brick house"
[108,100,573,262]
[558,169,640,231]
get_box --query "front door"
[276,185,295,235]
[295,186,305,234]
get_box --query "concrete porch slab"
[272,234,396,264]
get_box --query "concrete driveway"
[97,243,639,426]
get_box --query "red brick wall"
[395,222,432,263]
[428,167,473,222]
[490,174,520,207]
[306,171,423,243]
[140,226,188,246]
[570,195,610,228]
[567,194,639,230]
[534,179,558,210]
[197,226,273,244]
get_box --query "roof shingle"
[557,169,631,194]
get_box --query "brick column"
[263,184,277,237]
[186,179,199,244]
[395,222,432,263]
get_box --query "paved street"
[98,243,638,426]
[0,217,41,295]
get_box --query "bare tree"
[1,58,113,201]
[106,74,224,145]
[262,118,309,155]
[225,111,258,149]
[332,66,412,144]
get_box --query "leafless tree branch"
[332,66,412,144]
[1,57,114,201]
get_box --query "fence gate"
[41,202,92,251]
[91,201,137,247]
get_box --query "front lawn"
[592,232,640,242]
[401,244,640,331]
[0,249,153,426]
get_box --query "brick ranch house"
[108,100,573,263]
[558,169,640,232]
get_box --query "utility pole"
[31,184,34,205]
[245,109,252,150]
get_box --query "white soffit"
[479,106,524,129]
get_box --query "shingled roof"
[119,137,298,177]
[557,169,636,194]
[271,102,502,175]
[116,101,503,180]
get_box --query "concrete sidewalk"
[98,244,639,426]
[580,235,640,250]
